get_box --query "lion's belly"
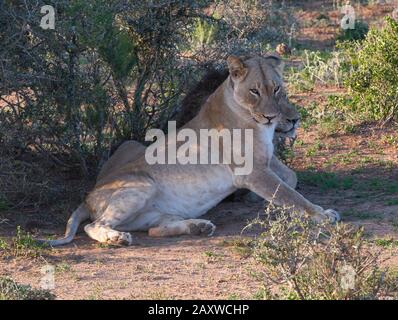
[151,164,236,218]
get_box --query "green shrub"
[0,0,212,176]
[341,17,398,122]
[0,277,55,300]
[246,204,397,300]
[337,20,369,42]
[0,238,8,251]
[287,50,346,92]
[191,18,217,49]
[0,196,9,211]
[0,0,296,178]
[9,226,49,259]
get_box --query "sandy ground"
[0,202,267,300]
[1,166,397,299]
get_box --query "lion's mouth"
[252,114,276,126]
[275,125,295,134]
[253,118,274,126]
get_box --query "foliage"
[0,226,49,259]
[0,0,296,180]
[273,136,296,165]
[190,18,217,49]
[246,203,396,300]
[287,50,346,92]
[0,277,55,300]
[0,0,211,176]
[339,17,398,122]
[337,19,369,42]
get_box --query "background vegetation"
[0,0,295,177]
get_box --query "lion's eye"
[274,85,281,95]
[250,89,260,96]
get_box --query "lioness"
[173,61,300,190]
[44,55,340,246]
[99,60,300,190]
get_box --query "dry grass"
[245,202,398,300]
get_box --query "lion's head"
[274,87,300,139]
[226,55,283,128]
[177,54,300,138]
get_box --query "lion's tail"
[38,204,90,246]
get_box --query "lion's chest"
[256,125,275,164]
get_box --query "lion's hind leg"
[148,216,216,237]
[85,180,157,246]
[84,223,133,246]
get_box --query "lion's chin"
[275,126,297,139]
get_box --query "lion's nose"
[288,118,299,126]
[263,115,277,122]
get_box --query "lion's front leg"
[234,168,340,223]
[270,155,297,189]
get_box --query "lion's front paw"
[198,221,216,236]
[323,209,341,223]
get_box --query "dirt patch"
[0,202,266,300]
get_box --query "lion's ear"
[227,55,247,80]
[264,53,285,77]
